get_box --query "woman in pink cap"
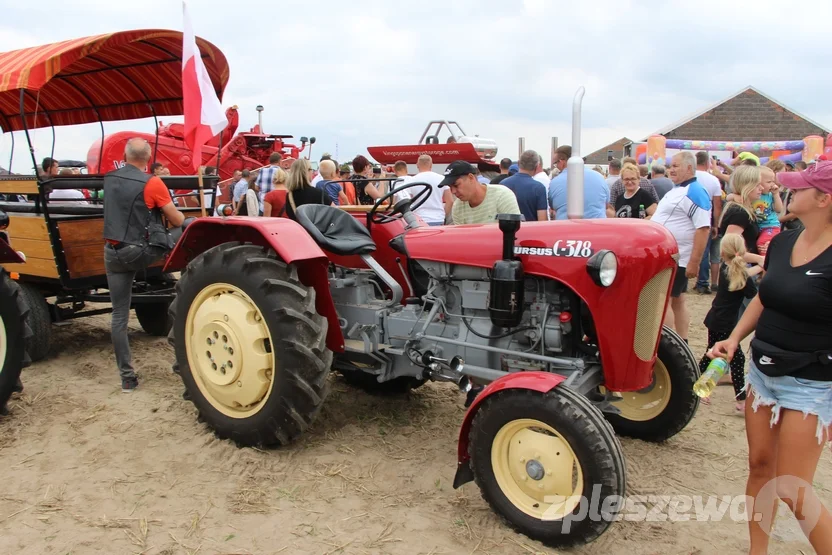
[712,161,832,553]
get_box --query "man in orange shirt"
[103,138,188,392]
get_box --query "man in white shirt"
[533,154,549,188]
[605,158,621,187]
[49,166,88,205]
[651,151,711,343]
[694,151,724,294]
[390,160,413,202]
[411,154,453,226]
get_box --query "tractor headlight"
[587,250,617,287]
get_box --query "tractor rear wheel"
[468,386,625,548]
[18,282,51,362]
[0,272,31,415]
[169,242,332,448]
[604,326,699,442]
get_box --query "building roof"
[583,137,633,165]
[643,86,832,140]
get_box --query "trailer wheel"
[169,242,332,448]
[17,282,51,362]
[604,326,699,442]
[135,302,173,336]
[0,272,31,414]
[468,386,625,548]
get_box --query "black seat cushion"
[295,204,376,256]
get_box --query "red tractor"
[164,90,700,547]
[0,209,31,415]
[0,27,696,546]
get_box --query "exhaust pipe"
[567,87,585,220]
[256,105,264,132]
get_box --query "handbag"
[751,337,832,377]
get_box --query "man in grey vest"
[103,138,188,392]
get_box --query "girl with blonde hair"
[719,165,765,265]
[698,233,762,410]
[283,158,331,220]
[263,168,289,217]
[286,158,312,192]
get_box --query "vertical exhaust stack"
[567,87,585,220]
[256,105,264,132]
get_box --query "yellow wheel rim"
[184,283,275,418]
[491,418,584,521]
[611,359,672,422]
[0,312,6,374]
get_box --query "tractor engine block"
[329,262,575,383]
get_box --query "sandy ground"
[1,293,830,555]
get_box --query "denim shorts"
[746,359,832,444]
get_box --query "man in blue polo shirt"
[547,145,610,220]
[500,149,548,221]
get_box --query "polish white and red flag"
[182,1,226,171]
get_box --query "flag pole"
[198,165,207,217]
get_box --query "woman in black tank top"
[711,161,832,553]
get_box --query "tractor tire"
[169,242,332,448]
[604,326,699,442]
[468,385,626,548]
[17,282,51,363]
[0,272,31,415]
[135,302,173,336]
[338,367,425,395]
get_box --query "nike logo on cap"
[806,270,823,276]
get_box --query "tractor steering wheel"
[368,181,433,225]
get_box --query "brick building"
[583,137,633,165]
[645,86,830,141]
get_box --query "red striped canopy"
[0,29,229,132]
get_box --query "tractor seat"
[295,204,377,256]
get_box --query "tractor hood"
[402,218,680,393]
[403,218,678,272]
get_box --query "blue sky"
[1,0,831,172]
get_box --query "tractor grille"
[633,268,672,361]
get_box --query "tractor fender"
[452,371,567,489]
[163,217,345,353]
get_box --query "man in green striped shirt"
[438,161,522,225]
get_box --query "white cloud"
[1,0,831,172]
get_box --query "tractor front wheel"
[604,326,699,442]
[468,386,625,548]
[169,242,332,447]
[18,282,50,362]
[0,272,31,414]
